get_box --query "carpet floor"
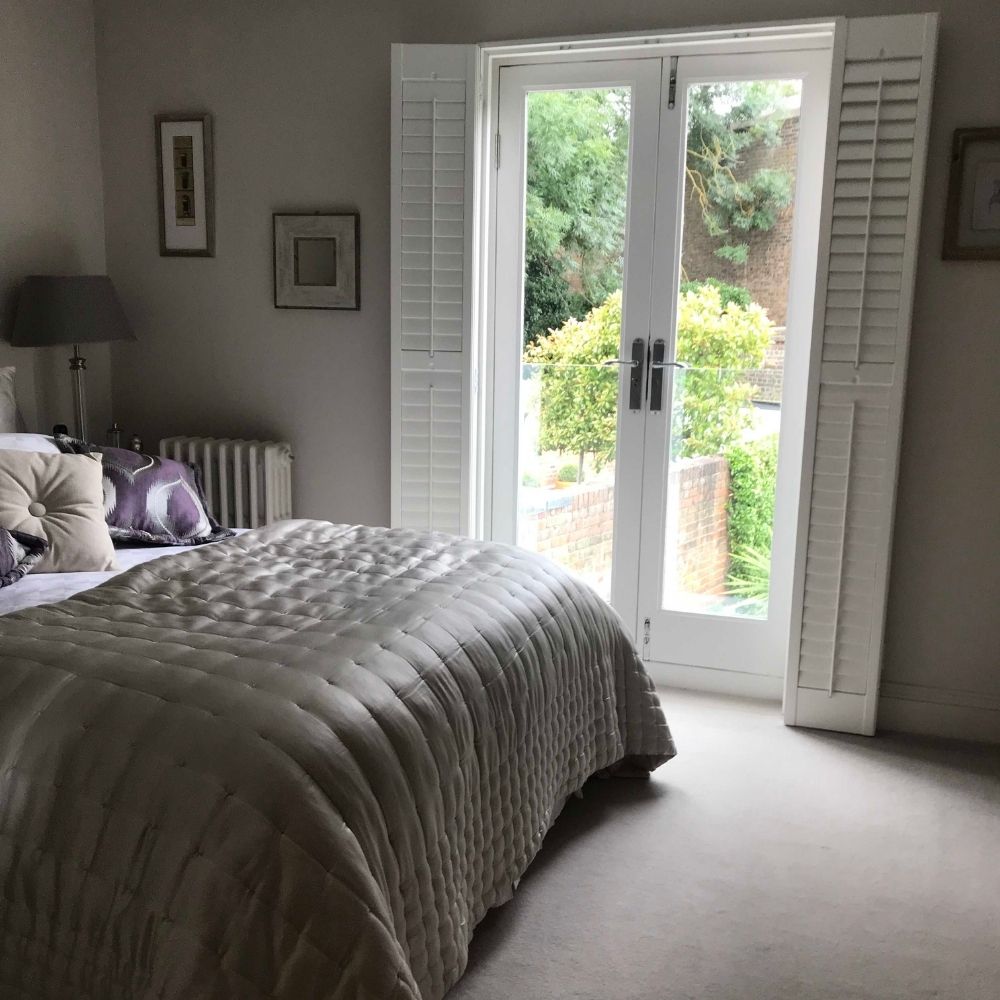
[447,690,1000,1000]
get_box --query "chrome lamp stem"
[69,344,88,441]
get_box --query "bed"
[0,519,674,999]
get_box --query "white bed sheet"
[0,531,248,616]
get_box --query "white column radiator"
[159,436,294,529]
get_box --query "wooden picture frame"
[943,127,1000,260]
[273,213,361,309]
[155,113,215,257]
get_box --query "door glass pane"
[516,87,631,601]
[661,78,802,619]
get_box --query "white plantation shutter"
[391,44,478,534]
[786,14,938,735]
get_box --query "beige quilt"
[0,520,674,998]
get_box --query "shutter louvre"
[392,45,476,534]
[787,14,937,735]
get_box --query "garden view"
[515,80,802,614]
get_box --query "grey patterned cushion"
[0,527,48,588]
[55,437,233,546]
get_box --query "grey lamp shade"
[10,275,135,347]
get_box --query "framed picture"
[943,127,1000,260]
[155,113,215,257]
[273,213,360,309]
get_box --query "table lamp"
[10,275,135,441]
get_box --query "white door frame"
[637,47,833,690]
[475,22,838,547]
[491,58,663,629]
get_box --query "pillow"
[0,367,15,433]
[0,433,60,454]
[55,438,233,546]
[0,527,48,588]
[0,450,116,572]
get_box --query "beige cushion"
[0,450,116,572]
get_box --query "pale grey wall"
[92,0,999,703]
[0,0,111,436]
[94,0,400,523]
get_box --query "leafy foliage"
[726,434,779,553]
[527,283,772,471]
[523,89,630,346]
[557,463,579,483]
[686,82,797,262]
[521,82,796,352]
[725,434,779,605]
[524,291,622,475]
[679,277,751,311]
[671,284,772,459]
[726,544,773,607]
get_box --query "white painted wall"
[90,0,998,734]
[0,0,112,437]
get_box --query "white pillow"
[0,367,15,433]
[0,433,60,454]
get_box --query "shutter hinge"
[642,617,651,658]
[667,57,678,110]
[494,131,500,170]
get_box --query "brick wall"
[521,484,616,589]
[681,117,799,326]
[668,455,731,596]
[523,453,731,596]
[747,327,785,405]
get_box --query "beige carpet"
[448,690,1000,1000]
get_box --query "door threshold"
[646,660,783,702]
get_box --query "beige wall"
[0,0,111,436]
[92,1,999,707]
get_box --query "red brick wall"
[526,454,731,596]
[669,455,731,595]
[526,484,615,582]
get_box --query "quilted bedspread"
[0,520,674,999]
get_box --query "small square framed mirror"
[273,213,360,309]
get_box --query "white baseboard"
[878,681,1000,744]
[646,660,783,702]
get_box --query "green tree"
[525,290,623,481]
[685,82,797,265]
[523,89,630,346]
[521,83,797,347]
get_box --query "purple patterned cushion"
[0,527,48,588]
[97,446,234,546]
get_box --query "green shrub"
[726,434,778,603]
[521,473,540,488]
[525,291,623,474]
[726,434,779,553]
[526,283,773,473]
[679,278,751,311]
[557,463,579,482]
[726,544,772,614]
[671,284,772,459]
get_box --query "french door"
[492,47,831,683]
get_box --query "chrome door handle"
[601,338,646,410]
[648,339,685,411]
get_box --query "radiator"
[159,436,294,529]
